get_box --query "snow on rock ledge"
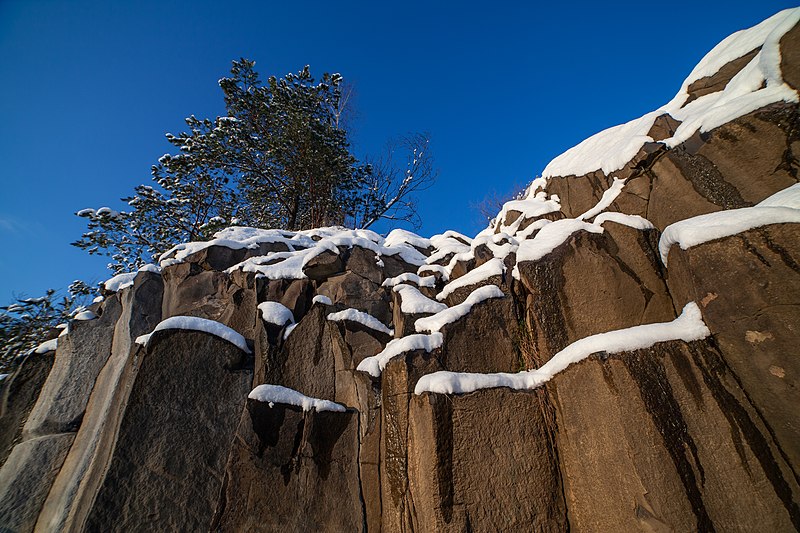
[659,183,800,263]
[218,227,428,281]
[382,272,436,289]
[393,284,448,315]
[511,219,604,280]
[414,302,710,395]
[248,384,345,412]
[327,308,393,336]
[357,332,444,378]
[102,264,161,293]
[312,295,333,305]
[32,338,58,355]
[415,285,504,333]
[135,316,251,354]
[539,8,800,179]
[257,301,295,326]
[437,258,506,301]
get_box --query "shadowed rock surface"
[83,329,252,532]
[214,400,364,532]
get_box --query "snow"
[95,207,119,217]
[160,226,311,267]
[515,218,552,240]
[493,191,562,231]
[92,296,105,304]
[232,247,325,281]
[539,8,800,179]
[327,308,393,336]
[417,264,450,282]
[102,272,137,293]
[384,228,431,250]
[393,284,448,314]
[357,332,444,377]
[433,230,472,244]
[320,232,427,265]
[659,206,800,264]
[466,233,519,263]
[33,338,58,354]
[257,301,295,326]
[101,264,162,293]
[542,111,662,178]
[665,70,798,148]
[682,9,797,84]
[578,178,627,220]
[757,182,800,208]
[249,384,345,412]
[514,218,604,267]
[283,323,298,340]
[224,227,426,281]
[382,272,436,288]
[138,263,161,274]
[594,212,655,231]
[425,237,471,265]
[0,374,8,382]
[312,295,333,305]
[414,302,710,395]
[73,310,97,321]
[660,183,800,263]
[415,285,504,333]
[437,257,506,301]
[137,316,251,353]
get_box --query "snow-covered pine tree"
[73,59,436,274]
[217,60,367,230]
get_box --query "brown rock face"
[684,49,760,104]
[438,296,521,373]
[214,400,364,532]
[665,224,800,472]
[266,304,336,400]
[0,351,55,468]
[161,263,259,339]
[408,389,568,532]
[84,329,252,532]
[317,271,391,323]
[516,226,674,364]
[0,294,122,533]
[548,102,800,231]
[549,339,799,532]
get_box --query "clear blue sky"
[0,0,793,302]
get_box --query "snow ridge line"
[414,302,710,395]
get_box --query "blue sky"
[0,0,793,302]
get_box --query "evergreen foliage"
[73,59,435,273]
[0,281,94,372]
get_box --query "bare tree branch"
[359,132,437,230]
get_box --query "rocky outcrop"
[214,400,363,532]
[2,9,800,533]
[35,271,163,533]
[547,339,799,532]
[0,351,55,468]
[84,328,252,532]
[665,224,800,471]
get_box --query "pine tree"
[0,281,94,372]
[73,59,436,274]
[215,60,366,230]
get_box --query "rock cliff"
[2,8,800,532]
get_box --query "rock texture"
[1,10,800,533]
